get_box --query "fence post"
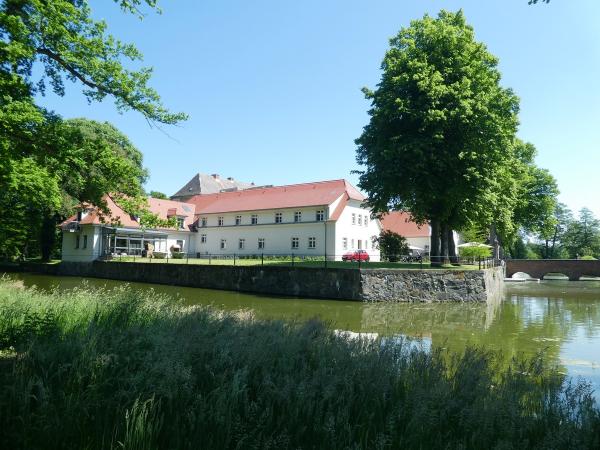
[478,256,481,270]
[234,253,236,266]
[187,253,189,264]
[420,257,423,270]
[209,254,212,265]
[261,253,264,266]
[324,253,327,269]
[292,253,295,267]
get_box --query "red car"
[342,250,370,262]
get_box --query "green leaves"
[1,0,186,125]
[356,10,520,230]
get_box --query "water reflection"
[5,274,600,391]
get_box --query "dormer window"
[76,211,82,221]
[294,211,302,222]
[316,210,324,221]
[177,218,185,229]
[201,217,207,227]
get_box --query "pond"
[5,273,600,393]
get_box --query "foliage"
[0,0,186,125]
[149,191,169,199]
[355,10,519,232]
[0,280,599,449]
[375,229,409,262]
[563,208,600,259]
[0,0,186,260]
[459,245,492,259]
[579,255,597,261]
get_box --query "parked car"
[342,250,370,262]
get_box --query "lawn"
[107,255,483,270]
[0,279,598,449]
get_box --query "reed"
[0,278,598,449]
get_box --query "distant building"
[380,212,431,253]
[61,178,382,261]
[170,173,256,201]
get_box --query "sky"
[34,0,600,217]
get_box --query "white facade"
[195,202,381,260]
[61,198,382,261]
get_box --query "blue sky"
[35,0,600,217]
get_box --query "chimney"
[211,173,220,179]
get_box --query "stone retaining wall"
[20,261,504,303]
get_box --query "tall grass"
[0,278,598,449]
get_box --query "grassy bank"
[0,279,598,449]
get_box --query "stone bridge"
[506,259,600,281]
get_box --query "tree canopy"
[0,0,185,260]
[355,10,520,263]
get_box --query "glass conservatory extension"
[102,227,169,256]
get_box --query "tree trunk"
[40,213,57,262]
[448,227,458,264]
[489,223,500,262]
[430,218,441,267]
[440,222,449,265]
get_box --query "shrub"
[580,255,597,260]
[153,251,166,259]
[460,245,492,260]
[171,251,185,259]
[376,230,409,262]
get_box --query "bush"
[376,230,409,262]
[580,255,597,260]
[459,245,492,260]
[0,280,598,449]
[171,251,185,259]
[153,251,166,259]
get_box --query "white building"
[61,178,382,261]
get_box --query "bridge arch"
[506,259,600,281]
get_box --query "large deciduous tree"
[0,0,186,259]
[355,10,519,265]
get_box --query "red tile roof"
[61,195,196,229]
[188,179,365,215]
[380,212,430,238]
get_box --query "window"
[342,238,348,250]
[352,213,356,225]
[258,238,265,249]
[218,216,224,226]
[177,217,185,229]
[291,237,299,249]
[201,217,207,227]
[235,215,242,225]
[294,211,302,222]
[201,234,207,243]
[358,215,362,226]
[308,237,316,249]
[365,240,369,250]
[351,238,355,249]
[365,216,369,227]
[358,239,362,250]
[83,235,88,249]
[220,239,226,250]
[251,214,258,225]
[75,235,80,249]
[275,212,283,223]
[239,239,245,250]
[177,239,184,251]
[316,210,324,221]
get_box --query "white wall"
[195,207,330,256]
[332,200,381,261]
[61,225,102,262]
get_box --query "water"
[5,273,600,392]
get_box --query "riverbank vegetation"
[1,279,598,449]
